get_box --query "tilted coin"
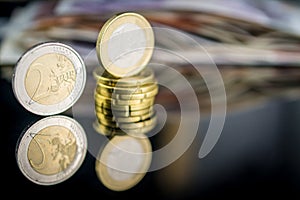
[93,67,155,87]
[12,41,86,116]
[96,12,154,77]
[16,115,87,185]
[95,135,152,191]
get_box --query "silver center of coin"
[108,23,146,69]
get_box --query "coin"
[115,87,158,100]
[96,109,154,123]
[95,98,154,111]
[95,92,154,106]
[93,67,155,87]
[93,120,125,137]
[97,84,158,101]
[95,105,153,117]
[95,135,152,191]
[119,114,157,129]
[93,120,155,137]
[12,41,86,116]
[96,82,157,95]
[16,115,87,185]
[96,12,154,77]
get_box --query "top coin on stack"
[96,12,154,77]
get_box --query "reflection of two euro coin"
[16,115,87,185]
[95,135,152,191]
[12,41,86,116]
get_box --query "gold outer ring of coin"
[93,67,155,87]
[96,12,154,77]
[95,135,152,191]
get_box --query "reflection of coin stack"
[93,67,158,137]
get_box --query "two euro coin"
[12,41,86,116]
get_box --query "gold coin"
[94,105,115,116]
[93,119,156,137]
[96,82,157,95]
[115,86,158,100]
[95,98,154,111]
[96,12,154,77]
[121,122,156,136]
[96,116,117,128]
[95,105,153,117]
[95,112,156,130]
[96,109,154,123]
[93,67,155,87]
[95,92,154,106]
[93,120,124,137]
[95,135,152,191]
[118,114,157,130]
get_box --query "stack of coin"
[93,67,158,137]
[93,12,157,137]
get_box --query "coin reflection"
[95,135,152,191]
[27,125,77,175]
[16,115,87,185]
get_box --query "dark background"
[1,0,300,199]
